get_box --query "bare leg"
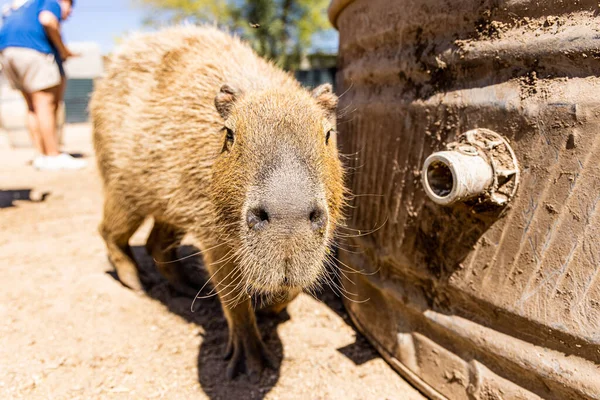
[204,246,275,381]
[55,78,66,147]
[146,220,196,296]
[31,86,60,156]
[20,91,44,155]
[56,77,66,108]
[99,194,144,291]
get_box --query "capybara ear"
[215,84,242,119]
[311,84,338,118]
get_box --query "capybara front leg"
[99,196,144,291]
[222,298,276,382]
[204,246,275,381]
[146,220,196,296]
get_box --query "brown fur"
[90,25,345,380]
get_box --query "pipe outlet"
[422,149,494,205]
[421,129,520,207]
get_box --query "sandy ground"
[0,124,424,400]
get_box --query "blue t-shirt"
[0,0,62,56]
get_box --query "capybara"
[90,26,345,379]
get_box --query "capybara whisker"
[334,217,389,239]
[326,259,356,287]
[191,262,229,311]
[190,248,241,308]
[323,263,369,304]
[153,250,201,265]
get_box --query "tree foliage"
[136,0,332,70]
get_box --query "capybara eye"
[225,127,235,149]
[325,129,334,145]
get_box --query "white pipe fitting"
[422,148,494,205]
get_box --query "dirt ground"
[0,124,424,400]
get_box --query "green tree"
[136,0,332,70]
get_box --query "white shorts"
[0,47,62,93]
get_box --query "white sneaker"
[36,153,87,171]
[32,155,47,169]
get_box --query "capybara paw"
[117,269,143,291]
[224,336,276,382]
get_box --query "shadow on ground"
[0,189,50,208]
[105,244,379,399]
[122,245,285,400]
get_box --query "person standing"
[0,0,86,170]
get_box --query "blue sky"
[1,0,338,54]
[0,0,147,53]
[62,0,147,53]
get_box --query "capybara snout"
[240,154,331,292]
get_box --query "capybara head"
[210,83,345,295]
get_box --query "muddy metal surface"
[0,125,424,399]
[331,0,600,399]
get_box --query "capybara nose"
[247,201,327,232]
[247,206,270,230]
[309,206,327,231]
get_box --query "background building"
[62,42,103,123]
[294,51,337,91]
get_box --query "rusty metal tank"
[329,0,600,399]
